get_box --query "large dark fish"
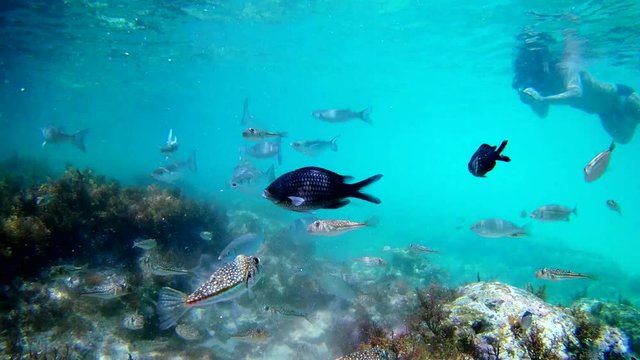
[263,166,382,211]
[468,140,511,177]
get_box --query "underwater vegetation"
[0,159,226,283]
[351,282,634,360]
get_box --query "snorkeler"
[513,31,640,144]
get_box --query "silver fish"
[139,253,190,277]
[584,142,614,183]
[470,219,528,238]
[354,256,386,267]
[535,268,595,281]
[408,243,438,253]
[175,323,201,341]
[606,199,621,215]
[291,135,340,157]
[312,108,372,124]
[530,204,577,222]
[157,254,261,329]
[230,327,269,342]
[317,274,356,301]
[41,125,89,153]
[123,312,145,330]
[229,158,275,191]
[242,127,287,141]
[151,152,197,183]
[199,231,213,241]
[132,238,158,250]
[48,263,88,280]
[244,140,282,165]
[217,232,264,260]
[80,273,130,299]
[263,305,311,323]
[307,218,376,236]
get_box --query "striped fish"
[535,268,595,281]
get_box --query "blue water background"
[1,0,640,305]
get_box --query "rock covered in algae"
[446,282,630,359]
[574,298,640,355]
[0,166,225,281]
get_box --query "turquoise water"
[2,0,640,358]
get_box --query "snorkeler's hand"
[520,88,544,104]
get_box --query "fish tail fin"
[277,141,282,165]
[279,132,289,138]
[609,141,616,152]
[187,151,197,173]
[359,108,372,124]
[72,129,89,153]
[241,97,253,126]
[365,216,379,227]
[349,174,383,204]
[586,273,598,281]
[496,140,511,162]
[157,287,189,330]
[330,135,340,151]
[573,205,578,216]
[265,165,276,183]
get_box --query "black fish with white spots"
[468,140,511,177]
[263,166,382,212]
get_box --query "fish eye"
[248,128,256,133]
[314,221,320,227]
[253,257,260,265]
[231,182,238,187]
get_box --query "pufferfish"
[335,347,395,360]
[157,254,260,330]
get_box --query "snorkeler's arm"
[539,68,583,104]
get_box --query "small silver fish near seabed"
[132,238,158,250]
[123,312,145,330]
[584,142,615,183]
[353,256,386,267]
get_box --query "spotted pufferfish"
[157,254,260,329]
[335,347,395,360]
